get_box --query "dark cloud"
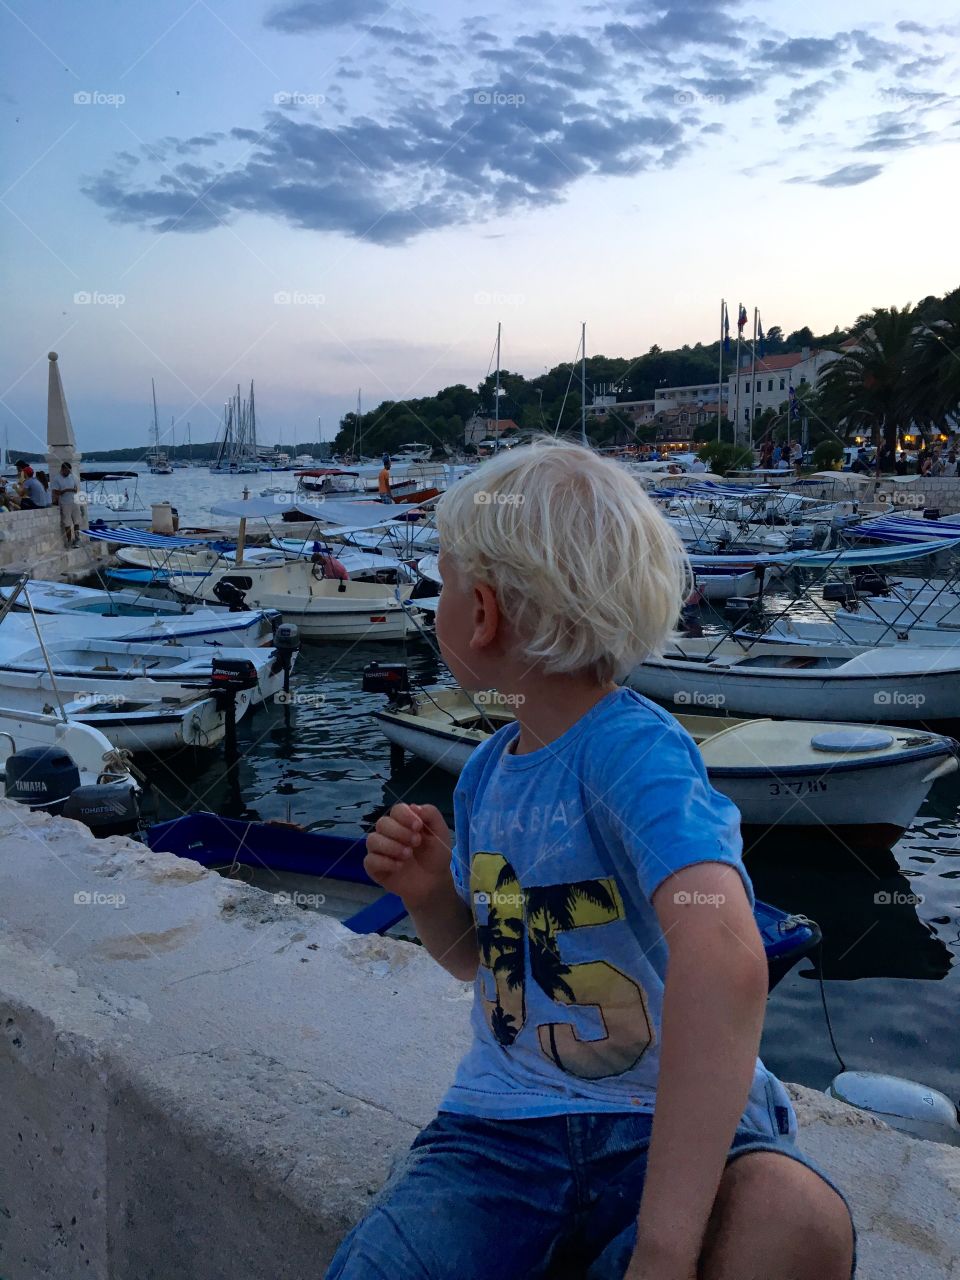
[791,162,884,188]
[775,78,836,126]
[82,7,958,245]
[756,37,843,70]
[265,0,386,33]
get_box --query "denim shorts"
[325,1109,856,1279]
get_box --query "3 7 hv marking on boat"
[768,779,828,797]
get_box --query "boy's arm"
[627,862,768,1280]
[405,879,479,982]
[365,802,480,982]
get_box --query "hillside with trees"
[331,287,960,457]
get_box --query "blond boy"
[327,441,854,1280]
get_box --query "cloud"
[756,36,844,70]
[82,7,958,245]
[790,162,884,188]
[775,78,837,126]
[265,0,387,33]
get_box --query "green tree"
[815,306,918,452]
[697,440,753,473]
[910,287,960,432]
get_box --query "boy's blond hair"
[436,439,690,682]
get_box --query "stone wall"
[0,506,107,579]
[0,803,957,1279]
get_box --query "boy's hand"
[365,802,453,908]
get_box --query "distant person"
[378,457,393,503]
[312,544,349,582]
[51,461,81,545]
[690,457,707,472]
[946,451,958,478]
[781,442,792,468]
[850,454,869,475]
[17,464,47,510]
[759,439,774,469]
[772,444,782,468]
[920,453,934,478]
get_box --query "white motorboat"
[0,583,279,647]
[370,683,957,850]
[115,544,285,574]
[745,616,960,649]
[0,634,290,752]
[626,635,960,722]
[166,559,423,641]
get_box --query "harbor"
[0,348,959,1277]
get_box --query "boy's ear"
[470,582,500,650]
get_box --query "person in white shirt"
[51,461,80,546]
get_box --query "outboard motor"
[822,582,858,604]
[62,783,141,837]
[211,657,260,758]
[4,746,80,814]
[213,577,250,612]
[362,661,411,704]
[2,745,141,837]
[274,622,300,695]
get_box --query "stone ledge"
[0,803,956,1279]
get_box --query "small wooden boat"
[628,634,960,722]
[145,811,820,983]
[369,682,957,850]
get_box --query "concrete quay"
[0,803,957,1279]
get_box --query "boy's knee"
[707,1152,853,1279]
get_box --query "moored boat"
[366,679,957,849]
[145,810,821,981]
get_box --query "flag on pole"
[757,317,765,358]
[789,385,800,420]
[737,304,748,335]
[723,303,730,353]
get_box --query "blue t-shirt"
[441,688,794,1136]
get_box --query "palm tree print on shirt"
[471,853,655,1078]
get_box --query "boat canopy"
[209,496,430,524]
[759,536,960,568]
[82,525,232,550]
[855,515,960,543]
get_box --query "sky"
[1,0,959,454]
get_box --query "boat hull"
[374,704,957,846]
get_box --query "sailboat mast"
[249,380,257,463]
[357,388,362,457]
[151,378,160,456]
[580,322,587,447]
[495,322,501,450]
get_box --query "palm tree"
[475,862,526,1048]
[910,288,960,432]
[816,306,918,453]
[524,879,618,1068]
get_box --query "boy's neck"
[506,673,618,755]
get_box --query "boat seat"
[810,729,894,753]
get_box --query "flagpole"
[749,306,758,450]
[733,308,742,447]
[717,299,725,442]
